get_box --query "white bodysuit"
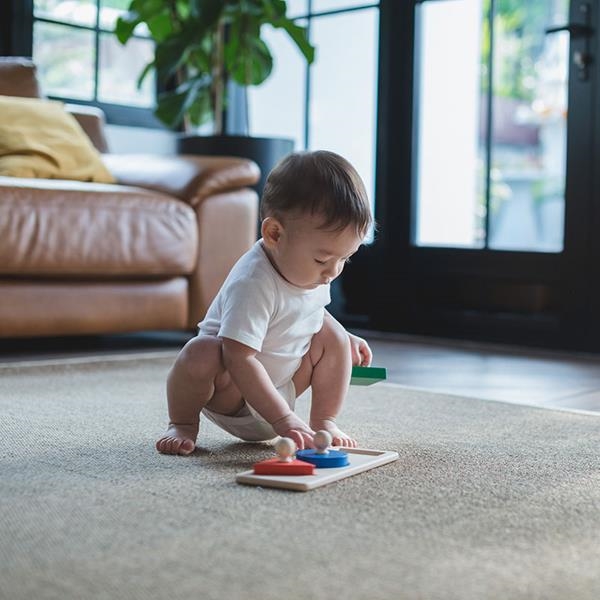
[198,240,331,440]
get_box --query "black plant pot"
[177,135,294,200]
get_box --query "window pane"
[33,21,95,100]
[99,0,130,30]
[312,0,379,12]
[34,0,96,27]
[488,0,569,252]
[286,0,308,18]
[248,24,306,149]
[308,9,379,234]
[98,34,155,107]
[414,0,485,248]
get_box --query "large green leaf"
[154,21,206,83]
[259,0,286,20]
[115,11,141,44]
[129,0,166,21]
[154,37,188,83]
[187,46,212,76]
[226,35,273,86]
[115,1,172,44]
[155,74,212,128]
[255,0,314,62]
[270,18,315,64]
[146,12,173,42]
[187,93,213,127]
[284,21,314,63]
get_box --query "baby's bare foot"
[310,419,357,448]
[155,423,198,455]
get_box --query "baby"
[156,150,374,455]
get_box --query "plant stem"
[176,67,192,133]
[212,19,226,136]
[168,0,190,133]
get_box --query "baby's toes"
[337,435,357,448]
[178,439,195,455]
[156,436,174,454]
[332,435,347,447]
[156,436,193,455]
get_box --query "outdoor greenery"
[115,0,315,132]
[481,0,566,101]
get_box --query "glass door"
[369,0,599,350]
[414,0,569,252]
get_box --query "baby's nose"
[322,265,337,278]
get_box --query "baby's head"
[260,150,372,236]
[260,150,373,289]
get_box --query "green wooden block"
[350,365,387,386]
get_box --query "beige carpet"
[1,354,600,600]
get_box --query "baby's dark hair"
[260,150,372,236]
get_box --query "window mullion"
[483,0,495,250]
[93,0,100,102]
[304,1,313,150]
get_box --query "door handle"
[545,23,593,37]
[545,2,594,81]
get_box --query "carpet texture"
[1,354,600,600]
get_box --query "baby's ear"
[261,217,283,246]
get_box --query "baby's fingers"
[359,344,373,367]
[285,429,314,450]
[285,430,304,450]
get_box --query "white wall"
[105,124,176,155]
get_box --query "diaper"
[202,380,296,442]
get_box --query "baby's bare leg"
[156,335,243,455]
[293,317,356,447]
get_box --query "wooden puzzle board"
[236,447,399,491]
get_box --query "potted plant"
[115,0,315,195]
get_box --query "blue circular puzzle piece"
[296,449,349,468]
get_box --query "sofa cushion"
[0,177,198,277]
[0,95,115,183]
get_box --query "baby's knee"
[319,319,350,354]
[174,336,222,380]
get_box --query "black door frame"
[0,0,33,56]
[355,0,600,351]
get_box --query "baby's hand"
[271,413,315,450]
[347,332,372,367]
[310,419,358,448]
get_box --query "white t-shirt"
[199,240,331,387]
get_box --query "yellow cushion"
[0,95,115,183]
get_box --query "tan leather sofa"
[0,58,260,337]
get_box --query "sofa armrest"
[187,188,259,327]
[101,154,260,207]
[0,57,43,97]
[65,104,110,153]
[100,153,260,325]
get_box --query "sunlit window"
[32,0,155,109]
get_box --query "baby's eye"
[315,259,326,265]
